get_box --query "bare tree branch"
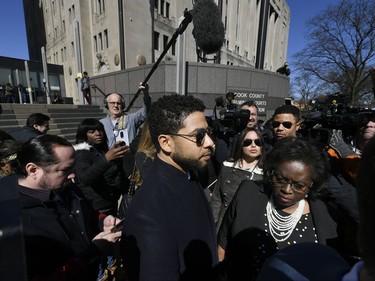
[292,0,375,106]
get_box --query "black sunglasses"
[168,128,212,146]
[243,138,262,147]
[271,121,294,129]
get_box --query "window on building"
[155,0,158,12]
[154,31,160,50]
[71,41,74,57]
[166,2,170,18]
[161,0,164,16]
[61,0,64,8]
[98,0,102,14]
[56,52,58,64]
[94,35,98,52]
[69,8,71,22]
[104,29,109,48]
[55,27,58,38]
[97,0,105,14]
[72,5,75,20]
[63,20,66,33]
[99,32,103,50]
[163,35,168,50]
[172,42,176,55]
[61,48,64,61]
[52,1,55,15]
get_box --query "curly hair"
[148,95,206,151]
[263,137,330,198]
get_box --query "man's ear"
[33,124,38,130]
[296,121,302,131]
[158,135,173,154]
[25,162,40,180]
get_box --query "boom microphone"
[191,0,225,54]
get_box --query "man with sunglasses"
[271,104,302,141]
[121,94,218,280]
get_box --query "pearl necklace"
[266,197,305,242]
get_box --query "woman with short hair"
[217,137,343,280]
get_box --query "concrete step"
[0,103,107,143]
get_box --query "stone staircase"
[0,103,107,143]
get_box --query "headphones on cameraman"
[104,93,126,109]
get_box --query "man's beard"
[171,149,211,172]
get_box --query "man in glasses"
[122,94,218,280]
[100,83,151,147]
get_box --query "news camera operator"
[214,93,273,160]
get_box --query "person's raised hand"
[105,141,129,161]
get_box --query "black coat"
[122,156,218,281]
[1,175,102,280]
[218,180,342,280]
[210,162,263,232]
[8,126,42,143]
[74,142,127,213]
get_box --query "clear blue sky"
[0,0,341,62]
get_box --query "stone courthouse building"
[24,0,290,113]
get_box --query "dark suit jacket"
[8,126,41,143]
[122,156,218,281]
[218,180,339,250]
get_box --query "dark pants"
[5,95,16,103]
[82,89,91,105]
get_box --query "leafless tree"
[293,0,375,106]
[290,72,336,110]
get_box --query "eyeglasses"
[108,102,122,106]
[243,138,262,147]
[271,121,295,129]
[168,128,213,146]
[271,172,313,193]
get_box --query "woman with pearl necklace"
[216,137,346,280]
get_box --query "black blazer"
[218,180,339,250]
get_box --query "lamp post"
[41,46,51,104]
[43,78,47,104]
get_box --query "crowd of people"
[1,86,374,281]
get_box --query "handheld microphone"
[191,0,225,55]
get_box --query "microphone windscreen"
[192,0,225,54]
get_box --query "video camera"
[301,96,375,147]
[211,92,250,136]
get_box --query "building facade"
[27,0,290,103]
[0,56,65,104]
